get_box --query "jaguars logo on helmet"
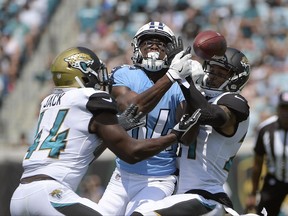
[51,47,110,91]
[64,53,94,74]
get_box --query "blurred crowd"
[0,0,59,108]
[2,0,288,139]
[76,0,288,138]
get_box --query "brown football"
[193,30,227,60]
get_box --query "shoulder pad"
[110,65,137,79]
[111,64,137,73]
[217,93,250,122]
[86,92,118,115]
[111,65,123,73]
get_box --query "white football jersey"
[21,88,117,191]
[177,92,250,194]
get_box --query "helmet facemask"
[79,60,111,92]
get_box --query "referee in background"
[246,91,288,216]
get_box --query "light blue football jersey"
[111,65,185,176]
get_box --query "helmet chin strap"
[75,76,85,88]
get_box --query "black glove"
[118,104,145,131]
[166,36,184,65]
[171,109,201,145]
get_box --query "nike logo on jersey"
[234,95,245,102]
[102,97,112,103]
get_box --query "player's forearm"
[251,154,264,194]
[182,81,227,127]
[131,133,177,162]
[251,171,261,195]
[132,76,172,114]
[105,126,177,164]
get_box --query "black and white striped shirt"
[254,115,288,182]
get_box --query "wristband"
[166,72,176,83]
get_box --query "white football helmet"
[131,21,174,72]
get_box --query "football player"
[132,47,252,216]
[97,21,201,215]
[10,47,190,216]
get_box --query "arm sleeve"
[110,65,134,88]
[184,82,228,127]
[185,81,250,127]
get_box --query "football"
[193,30,227,60]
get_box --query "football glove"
[180,60,205,90]
[171,109,201,144]
[166,36,184,65]
[191,60,205,88]
[166,47,193,83]
[118,104,145,131]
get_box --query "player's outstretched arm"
[111,40,192,116]
[89,111,177,164]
